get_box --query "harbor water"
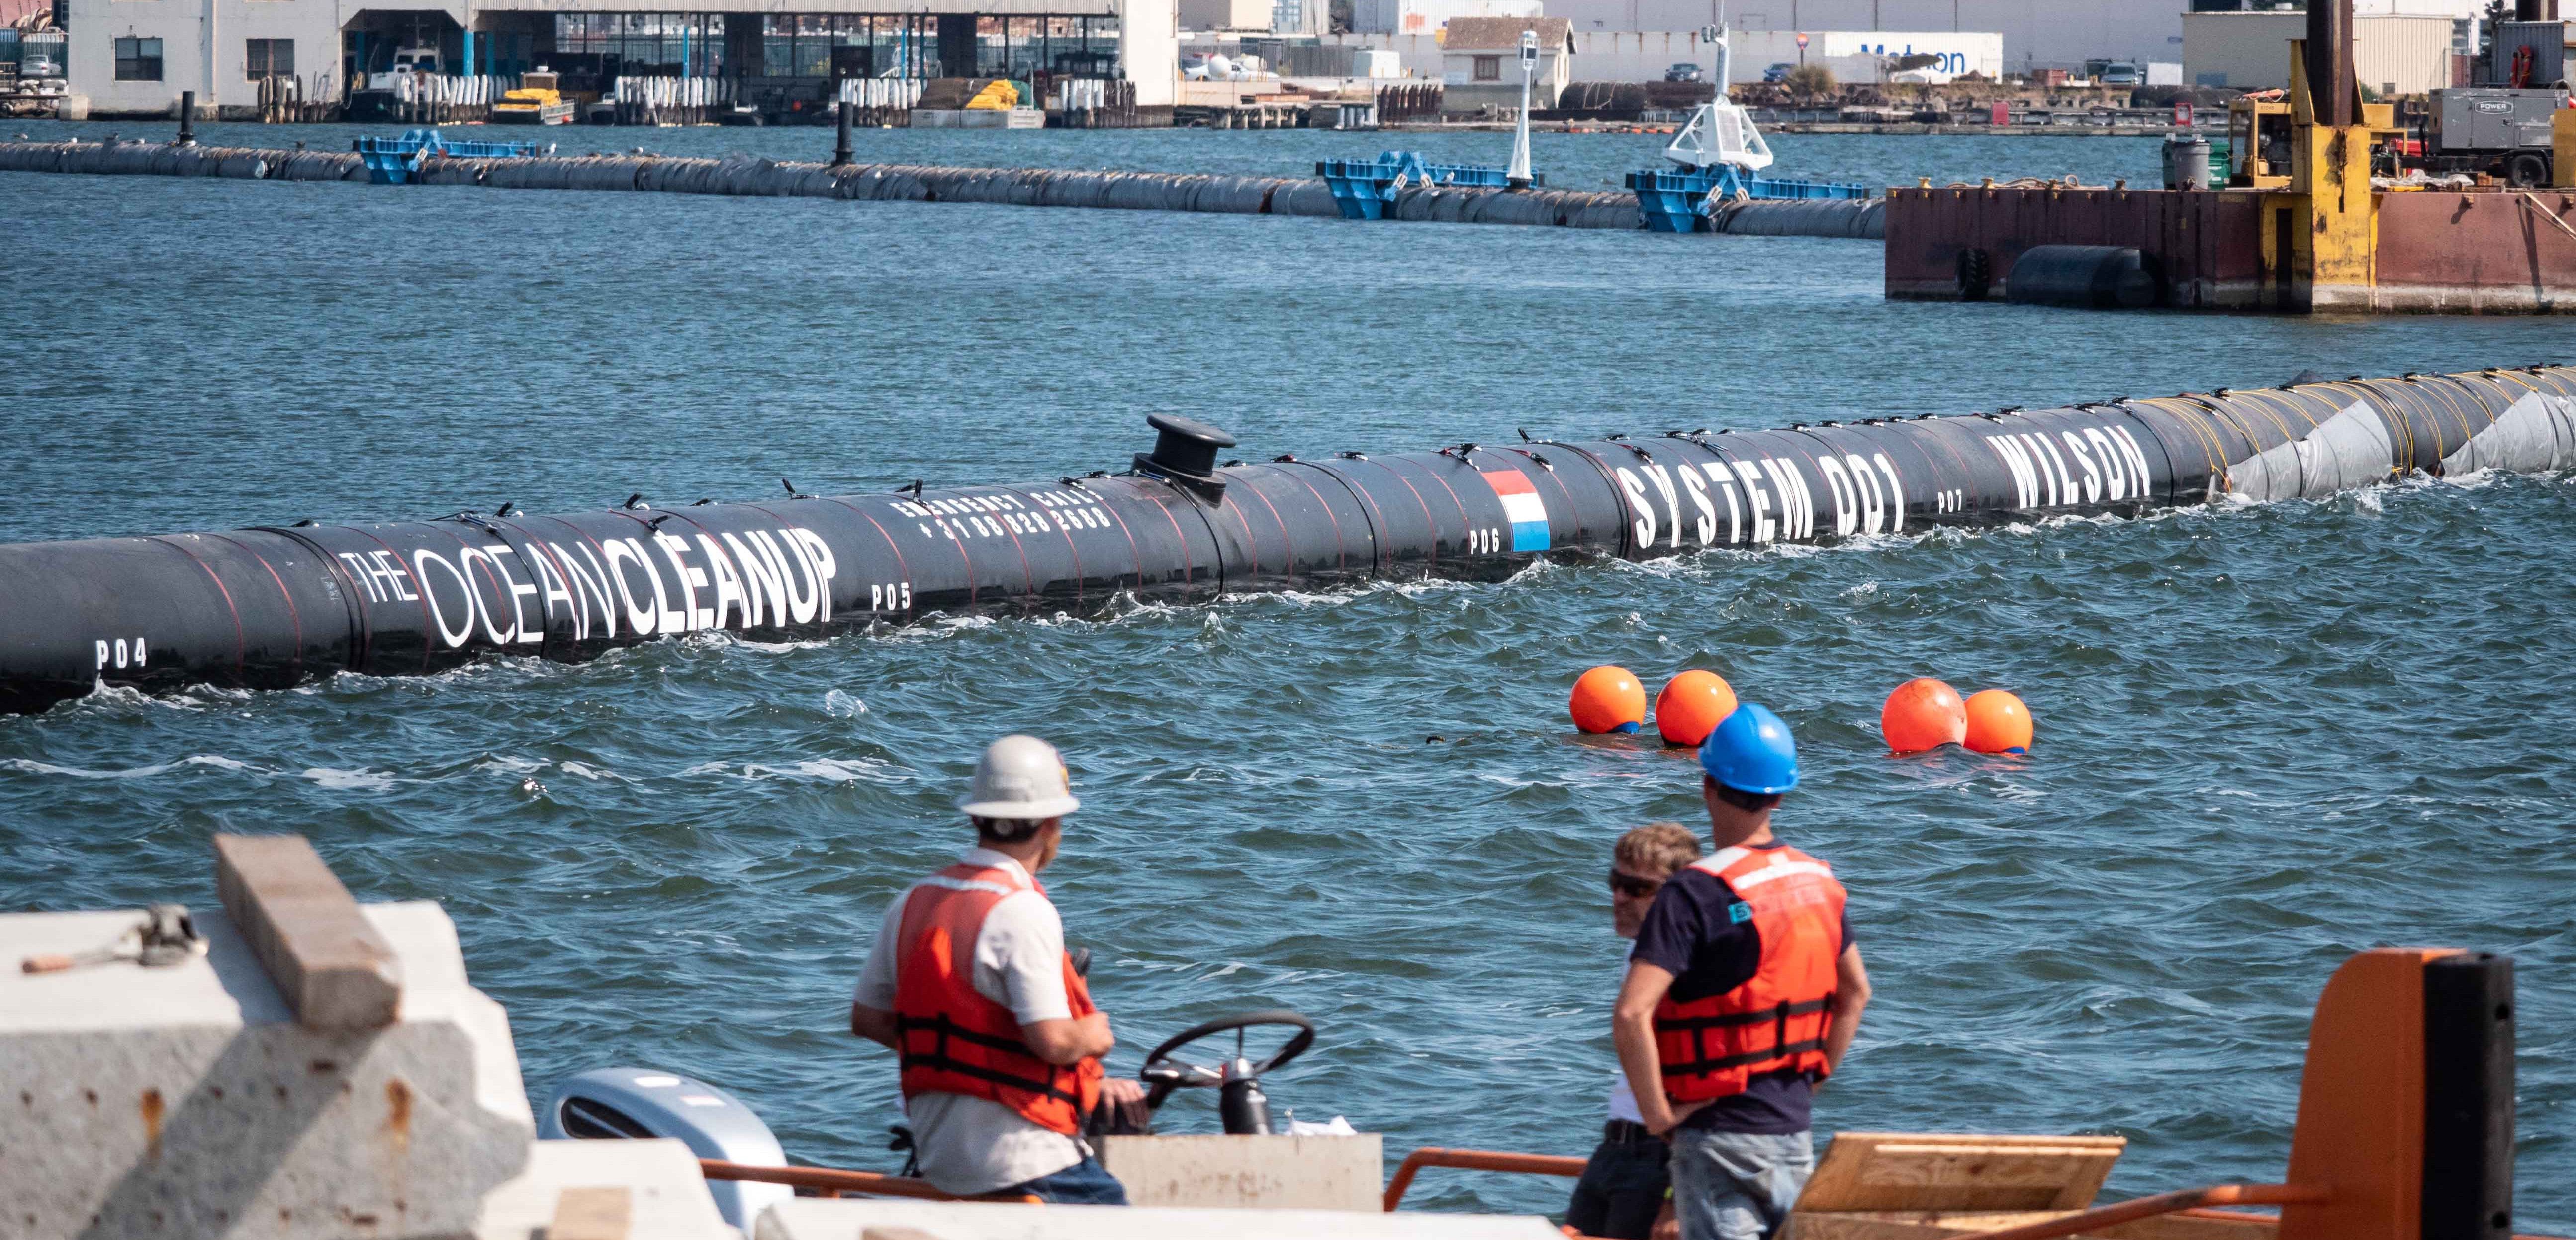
[2,127,2571,1227]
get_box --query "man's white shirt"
[856,847,1082,1194]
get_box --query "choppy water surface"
[3,129,2572,1227]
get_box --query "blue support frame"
[1314,150,1536,220]
[1625,166,1871,232]
[356,128,540,184]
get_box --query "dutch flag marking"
[1482,469,1552,552]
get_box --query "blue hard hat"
[1698,703,1800,794]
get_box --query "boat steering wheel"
[1138,1010,1315,1134]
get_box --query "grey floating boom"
[0,140,1885,237]
[3,368,2571,714]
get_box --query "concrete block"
[752,1200,1566,1240]
[214,833,401,1030]
[475,1140,734,1240]
[1097,1133,1383,1210]
[0,901,534,1239]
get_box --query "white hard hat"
[959,735,1080,820]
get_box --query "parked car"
[1664,62,1704,83]
[1762,62,1793,83]
[2096,61,2141,86]
[18,55,62,79]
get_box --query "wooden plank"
[1800,1133,2126,1214]
[212,833,401,1030]
[1861,1145,2124,1208]
[1791,1210,2068,1240]
[1788,1205,2278,1240]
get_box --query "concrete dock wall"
[0,139,1886,237]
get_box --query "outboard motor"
[539,1068,791,1229]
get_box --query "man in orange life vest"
[848,735,1148,1202]
[1614,704,1872,1240]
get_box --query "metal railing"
[1381,1146,1586,1212]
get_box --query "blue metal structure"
[1625,165,1871,232]
[355,128,540,185]
[1313,151,1536,220]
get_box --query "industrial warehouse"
[9,0,2551,123]
[49,0,1173,123]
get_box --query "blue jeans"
[1667,1128,1813,1240]
[1008,1153,1130,1205]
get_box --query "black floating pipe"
[2,366,2572,715]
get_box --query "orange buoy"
[1963,689,2035,754]
[1654,670,1739,747]
[1570,666,1648,734]
[1881,677,1967,754]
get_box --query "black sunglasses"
[1608,869,1664,899]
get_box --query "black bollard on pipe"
[832,101,853,168]
[176,91,196,146]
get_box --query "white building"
[1540,0,2492,75]
[2182,10,2457,93]
[1533,0,2161,74]
[1437,14,1572,107]
[1316,26,1992,82]
[1350,0,1541,36]
[65,0,1181,118]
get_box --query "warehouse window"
[245,38,293,78]
[114,36,162,81]
[1473,54,1499,80]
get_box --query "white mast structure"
[1506,28,1538,189]
[1663,19,1774,178]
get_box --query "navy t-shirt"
[1630,841,1850,1135]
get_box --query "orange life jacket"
[1653,843,1846,1104]
[892,860,1104,1136]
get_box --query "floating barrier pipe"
[0,141,1884,238]
[2,367,2570,714]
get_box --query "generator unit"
[2424,87,2567,185]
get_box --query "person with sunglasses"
[1613,705,1871,1240]
[1566,821,1704,1240]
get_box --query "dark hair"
[972,814,1050,844]
[1706,778,1784,814]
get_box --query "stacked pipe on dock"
[0,140,1883,237]
[0,367,2568,714]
